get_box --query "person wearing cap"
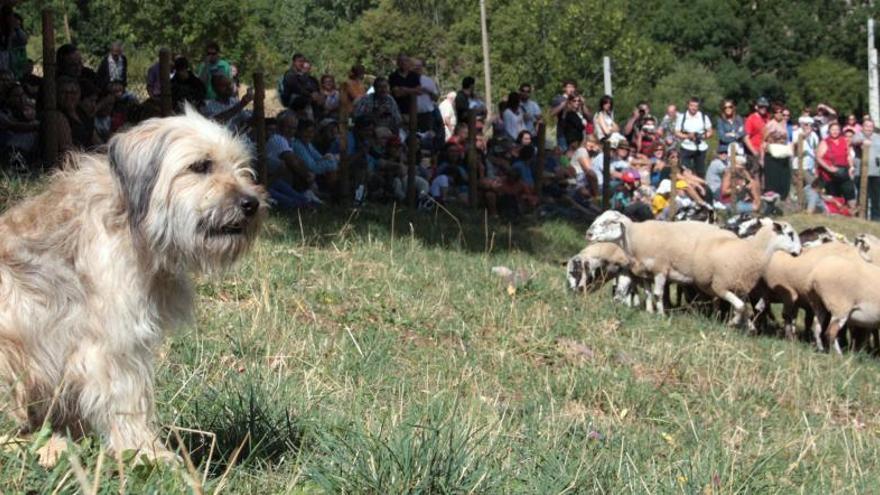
[744,96,770,168]
[792,115,819,183]
[652,179,672,217]
[609,139,633,184]
[675,96,713,178]
[716,99,744,155]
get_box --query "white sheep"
[566,242,648,305]
[806,255,880,354]
[586,210,736,315]
[690,218,801,331]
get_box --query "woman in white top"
[503,91,525,140]
[593,94,618,141]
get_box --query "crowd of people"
[0,6,877,222]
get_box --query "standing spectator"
[146,56,161,99]
[454,76,476,125]
[518,83,541,135]
[339,64,366,115]
[196,42,232,101]
[502,91,525,139]
[845,113,861,135]
[353,77,402,135]
[623,101,650,141]
[744,96,769,170]
[593,95,617,141]
[439,91,457,140]
[171,56,206,111]
[815,103,837,138]
[280,53,313,109]
[388,54,421,119]
[816,121,857,211]
[96,41,128,89]
[550,79,577,149]
[201,74,253,130]
[855,119,880,220]
[658,104,679,148]
[675,97,713,177]
[558,95,585,148]
[0,6,26,79]
[763,103,793,202]
[412,58,438,133]
[318,74,340,120]
[783,108,793,142]
[792,115,819,181]
[716,99,744,154]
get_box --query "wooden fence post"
[467,110,479,208]
[406,94,419,208]
[337,91,351,204]
[534,122,546,196]
[668,151,680,218]
[40,9,58,168]
[795,134,806,212]
[860,140,871,219]
[728,143,738,216]
[159,48,172,117]
[602,140,611,210]
[252,71,267,186]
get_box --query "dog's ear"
[107,121,165,228]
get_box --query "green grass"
[3,180,880,493]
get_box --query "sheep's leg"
[809,303,828,352]
[613,274,632,304]
[653,274,667,316]
[721,291,746,328]
[827,315,848,356]
[782,303,797,341]
[643,280,654,313]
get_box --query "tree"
[651,61,722,112]
[795,57,865,116]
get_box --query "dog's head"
[108,106,267,272]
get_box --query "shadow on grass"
[265,203,589,264]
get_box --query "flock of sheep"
[567,210,880,355]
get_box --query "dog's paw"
[36,435,68,468]
[126,445,181,467]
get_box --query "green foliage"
[796,56,865,116]
[651,60,723,112]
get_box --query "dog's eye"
[190,160,213,174]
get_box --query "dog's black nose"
[239,195,259,217]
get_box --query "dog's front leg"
[73,346,176,463]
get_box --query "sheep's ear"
[772,222,784,234]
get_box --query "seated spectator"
[0,6,27,79]
[720,160,761,213]
[804,176,828,214]
[56,44,97,86]
[56,78,100,152]
[291,119,339,192]
[201,74,253,130]
[0,82,37,166]
[313,118,340,155]
[483,168,538,218]
[652,179,672,217]
[430,166,457,203]
[352,77,401,135]
[265,112,319,208]
[318,74,340,120]
[280,53,320,116]
[502,91,525,139]
[96,41,128,90]
[439,91,457,140]
[171,56,207,111]
[19,58,40,100]
[196,41,232,101]
[705,148,729,198]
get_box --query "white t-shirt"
[439,99,456,139]
[591,152,605,187]
[571,147,591,188]
[791,128,819,173]
[675,111,712,151]
[430,174,451,198]
[417,75,438,114]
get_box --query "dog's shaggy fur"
[0,108,266,464]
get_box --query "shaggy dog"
[0,107,266,466]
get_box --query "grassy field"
[3,175,880,493]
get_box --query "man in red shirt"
[744,96,769,172]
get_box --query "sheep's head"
[854,233,880,262]
[770,221,802,255]
[566,256,586,291]
[798,226,837,248]
[586,210,628,243]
